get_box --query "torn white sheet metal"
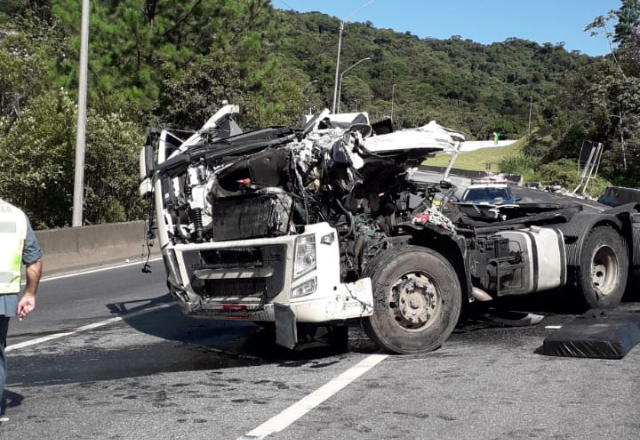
[363,120,465,153]
[417,120,466,142]
[291,277,374,322]
[324,112,370,128]
[303,109,370,135]
[174,103,241,155]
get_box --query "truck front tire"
[361,246,462,354]
[576,226,628,309]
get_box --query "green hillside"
[0,1,638,227]
[279,11,591,139]
[427,140,525,172]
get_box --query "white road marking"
[238,354,388,440]
[38,257,163,283]
[18,256,385,439]
[545,325,562,329]
[6,302,173,353]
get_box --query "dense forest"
[0,0,638,228]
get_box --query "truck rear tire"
[576,226,628,309]
[361,246,462,354]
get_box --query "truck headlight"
[293,234,316,279]
[292,277,317,298]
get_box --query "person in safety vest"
[0,198,42,423]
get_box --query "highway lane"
[3,260,378,438]
[8,259,169,345]
[2,261,640,439]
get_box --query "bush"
[534,159,610,198]
[498,154,540,180]
[0,90,145,228]
[0,91,76,228]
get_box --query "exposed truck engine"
[139,104,640,354]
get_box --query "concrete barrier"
[35,221,159,277]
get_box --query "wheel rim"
[591,245,618,296]
[387,272,441,331]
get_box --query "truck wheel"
[576,226,628,309]
[361,246,462,354]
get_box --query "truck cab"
[140,104,640,354]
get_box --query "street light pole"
[72,0,90,227]
[611,114,628,170]
[337,56,371,113]
[305,80,318,115]
[527,96,533,137]
[391,83,396,121]
[331,0,378,114]
[331,20,344,114]
[619,114,627,171]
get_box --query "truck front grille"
[199,247,262,269]
[181,244,287,304]
[203,278,267,299]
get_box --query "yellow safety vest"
[0,200,27,294]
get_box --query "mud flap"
[274,303,297,349]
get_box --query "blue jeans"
[0,316,9,408]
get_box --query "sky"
[274,0,623,56]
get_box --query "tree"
[579,1,640,178]
[83,109,146,224]
[51,0,280,121]
[620,27,640,76]
[614,0,640,44]
[0,30,55,117]
[0,89,145,227]
[0,90,76,228]
[4,2,628,227]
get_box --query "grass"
[426,138,526,172]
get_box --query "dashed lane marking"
[238,354,389,440]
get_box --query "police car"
[460,178,521,205]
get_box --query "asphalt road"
[2,259,640,439]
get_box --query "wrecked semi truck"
[139,104,640,354]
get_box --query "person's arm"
[17,216,43,320]
[17,259,42,319]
